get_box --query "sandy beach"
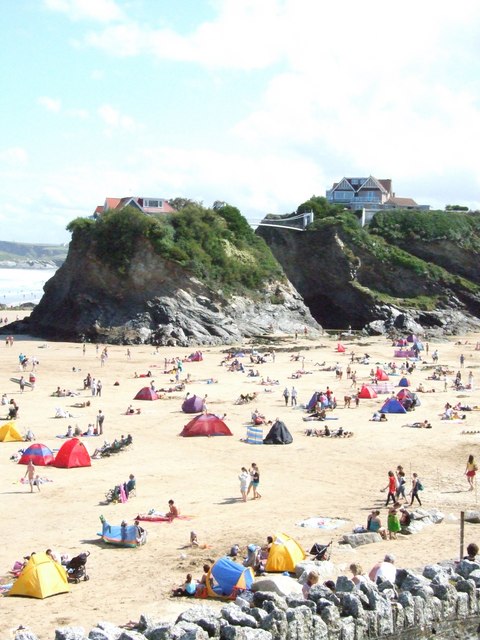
[1,311,480,638]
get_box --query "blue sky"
[1,0,480,244]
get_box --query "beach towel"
[135,511,193,523]
[296,517,348,530]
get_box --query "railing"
[250,211,313,231]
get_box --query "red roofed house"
[93,196,176,219]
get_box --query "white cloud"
[97,104,138,132]
[67,108,89,120]
[44,0,124,23]
[0,147,29,166]
[37,96,62,113]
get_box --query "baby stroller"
[310,541,332,561]
[66,551,90,583]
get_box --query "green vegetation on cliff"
[67,204,283,292]
[369,209,480,251]
[302,208,480,309]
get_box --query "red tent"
[337,343,346,352]
[396,388,413,401]
[54,438,91,468]
[375,368,389,381]
[358,385,378,399]
[180,414,233,437]
[134,387,159,400]
[19,443,54,466]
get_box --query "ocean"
[0,267,57,306]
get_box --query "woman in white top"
[238,467,250,502]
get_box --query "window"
[145,199,162,208]
[334,191,351,201]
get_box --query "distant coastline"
[0,261,58,269]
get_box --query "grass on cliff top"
[369,209,480,251]
[66,204,283,293]
[308,212,480,294]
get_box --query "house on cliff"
[93,196,175,218]
[326,176,429,221]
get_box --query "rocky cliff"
[256,218,480,336]
[7,235,320,345]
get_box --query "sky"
[1,0,480,244]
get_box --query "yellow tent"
[8,552,70,598]
[264,532,306,573]
[0,422,22,442]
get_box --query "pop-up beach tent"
[134,387,158,400]
[375,368,389,381]
[54,438,91,468]
[306,392,320,411]
[181,394,205,413]
[185,351,203,361]
[358,385,378,399]
[380,398,407,414]
[397,389,413,401]
[180,413,232,437]
[8,552,69,599]
[206,557,254,598]
[19,443,54,466]
[337,343,346,353]
[0,422,22,442]
[263,420,293,445]
[398,377,411,387]
[265,532,306,572]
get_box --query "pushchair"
[66,551,90,583]
[309,541,332,561]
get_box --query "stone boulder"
[251,575,303,597]
[341,532,383,547]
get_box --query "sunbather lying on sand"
[402,420,432,428]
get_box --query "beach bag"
[417,480,424,491]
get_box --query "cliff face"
[256,223,480,335]
[12,236,321,345]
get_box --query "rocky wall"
[13,558,480,640]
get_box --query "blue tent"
[306,392,320,411]
[207,557,254,598]
[380,398,407,414]
[398,377,410,387]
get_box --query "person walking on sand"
[383,470,397,506]
[291,387,297,407]
[96,409,105,435]
[24,460,38,493]
[465,454,478,491]
[249,462,261,499]
[410,473,423,506]
[282,387,290,406]
[239,467,250,502]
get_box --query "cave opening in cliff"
[303,296,364,331]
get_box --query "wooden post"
[460,511,465,560]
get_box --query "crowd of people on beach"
[5,324,480,636]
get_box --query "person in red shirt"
[383,471,397,506]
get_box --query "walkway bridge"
[250,211,314,231]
